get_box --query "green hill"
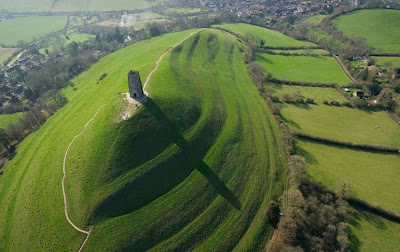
[0,29,285,251]
[332,9,400,53]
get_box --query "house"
[353,90,364,98]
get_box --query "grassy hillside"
[333,9,400,53]
[0,113,24,129]
[0,29,286,251]
[0,0,162,12]
[256,54,351,85]
[297,139,400,214]
[280,104,400,148]
[0,16,67,46]
[213,23,316,48]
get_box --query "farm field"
[213,23,316,48]
[280,104,400,148]
[269,48,329,55]
[0,48,18,65]
[0,113,24,129]
[0,29,286,251]
[256,53,351,85]
[0,16,67,46]
[297,139,400,214]
[374,56,400,69]
[38,33,95,55]
[333,9,400,53]
[165,7,202,14]
[267,84,347,103]
[349,208,400,251]
[0,0,162,12]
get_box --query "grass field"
[165,7,202,14]
[0,48,18,65]
[0,16,67,46]
[333,9,400,53]
[213,23,316,48]
[297,139,400,214]
[374,56,400,69]
[0,113,24,129]
[349,208,400,251]
[0,29,286,251]
[0,0,162,12]
[38,33,95,55]
[269,48,329,55]
[303,14,327,24]
[256,53,351,85]
[267,84,347,103]
[280,104,400,148]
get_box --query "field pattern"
[0,29,286,251]
[297,140,400,214]
[280,104,400,148]
[213,23,315,48]
[0,48,18,65]
[333,9,400,53]
[256,54,351,85]
[267,85,347,103]
[0,16,67,46]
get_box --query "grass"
[213,23,316,48]
[333,9,400,53]
[256,53,351,85]
[0,0,162,12]
[297,139,400,214]
[374,56,400,69]
[0,47,18,65]
[0,16,67,46]
[280,104,400,148]
[303,14,327,24]
[0,113,24,129]
[269,48,329,55]
[266,84,347,103]
[38,33,95,55]
[349,208,400,252]
[0,29,286,251]
[165,7,202,14]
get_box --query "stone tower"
[128,70,144,99]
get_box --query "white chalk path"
[61,29,202,251]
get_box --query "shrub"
[265,200,280,227]
[305,98,315,104]
[323,100,329,105]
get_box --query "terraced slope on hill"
[0,29,286,251]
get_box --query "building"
[128,70,145,99]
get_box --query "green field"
[297,139,400,214]
[349,209,400,251]
[213,23,316,48]
[269,48,329,55]
[0,29,286,251]
[0,48,18,65]
[0,113,24,129]
[333,9,400,53]
[165,7,202,14]
[256,53,351,85]
[374,56,400,69]
[0,16,67,46]
[0,0,162,12]
[281,104,400,148]
[303,14,327,24]
[267,84,347,103]
[39,33,95,55]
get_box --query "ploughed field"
[0,29,286,251]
